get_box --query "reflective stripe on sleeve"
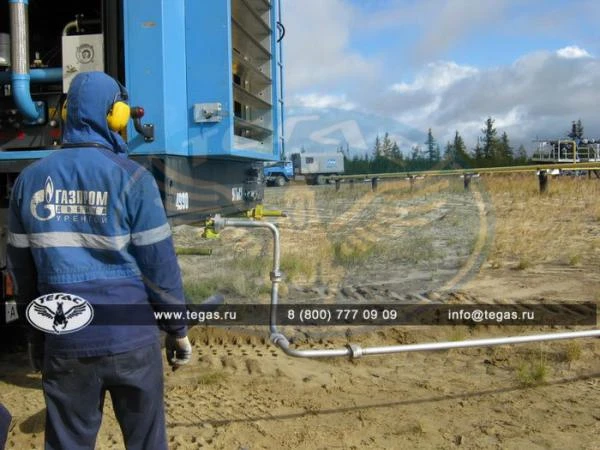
[7,232,30,248]
[25,232,130,250]
[131,222,172,246]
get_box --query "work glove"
[165,335,192,370]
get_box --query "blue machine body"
[0,0,284,162]
[124,0,284,160]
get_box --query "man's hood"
[62,71,128,154]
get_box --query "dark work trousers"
[42,341,167,450]
[0,403,11,450]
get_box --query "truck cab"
[263,160,293,186]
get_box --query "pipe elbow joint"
[270,332,289,348]
[12,74,42,121]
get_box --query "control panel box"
[62,33,104,93]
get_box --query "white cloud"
[292,93,356,110]
[282,0,379,91]
[359,45,600,150]
[413,0,511,62]
[427,48,600,146]
[391,61,478,93]
[494,106,527,129]
[556,46,592,59]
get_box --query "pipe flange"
[211,214,226,232]
[270,270,283,282]
[347,344,363,359]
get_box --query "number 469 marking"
[175,192,189,210]
[231,187,243,202]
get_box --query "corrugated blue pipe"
[11,74,40,120]
[10,0,42,121]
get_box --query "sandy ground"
[1,176,599,449]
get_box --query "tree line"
[342,116,559,174]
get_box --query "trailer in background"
[291,152,344,185]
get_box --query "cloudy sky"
[280,0,600,156]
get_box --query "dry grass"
[562,341,583,363]
[484,174,600,269]
[516,359,549,386]
[195,371,229,386]
[178,172,600,300]
[515,347,550,386]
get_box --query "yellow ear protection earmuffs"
[106,82,131,132]
[61,79,131,132]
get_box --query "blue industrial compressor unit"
[0,0,284,222]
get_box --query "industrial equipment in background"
[531,139,600,163]
[0,0,284,340]
[291,151,345,185]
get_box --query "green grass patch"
[175,247,213,256]
[393,235,436,264]
[562,341,582,363]
[568,253,582,266]
[332,240,380,267]
[515,258,531,271]
[280,253,315,281]
[184,278,224,304]
[516,350,549,386]
[232,254,270,277]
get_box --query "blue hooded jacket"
[7,72,187,357]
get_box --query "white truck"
[291,152,345,185]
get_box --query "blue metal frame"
[184,0,233,157]
[124,0,189,156]
[274,0,285,160]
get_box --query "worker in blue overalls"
[7,71,191,450]
[0,403,10,450]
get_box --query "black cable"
[277,21,285,43]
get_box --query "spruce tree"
[499,132,513,164]
[481,117,499,162]
[382,132,394,158]
[425,128,439,163]
[453,131,470,167]
[373,136,382,157]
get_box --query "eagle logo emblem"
[26,293,94,334]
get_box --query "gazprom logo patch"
[26,293,94,334]
[30,177,56,221]
[30,176,109,222]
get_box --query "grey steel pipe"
[270,330,600,359]
[212,216,281,334]
[62,19,79,36]
[358,330,600,356]
[217,217,600,359]
[9,0,28,75]
[9,0,41,121]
